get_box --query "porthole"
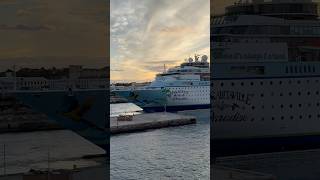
[309,115,312,119]
[231,82,234,86]
[289,104,293,108]
[250,82,254,86]
[298,92,301,96]
[272,117,275,120]
[260,81,263,85]
[297,80,301,84]
[308,103,311,107]
[260,94,264,97]
[316,91,319,95]
[280,93,283,96]
[280,104,284,108]
[279,81,282,85]
[252,106,255,110]
[289,92,292,96]
[221,83,224,87]
[261,117,264,121]
[299,104,302,107]
[317,103,320,106]
[281,116,284,120]
[290,116,294,120]
[272,105,274,109]
[270,81,273,85]
[300,115,303,119]
[241,82,244,86]
[307,92,311,95]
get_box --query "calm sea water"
[110,108,210,180]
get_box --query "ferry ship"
[212,0,320,155]
[112,54,210,111]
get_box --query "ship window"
[260,93,264,97]
[309,115,312,119]
[260,81,263,85]
[250,82,254,86]
[285,67,289,73]
[289,104,293,108]
[290,116,294,120]
[298,92,301,96]
[272,117,275,120]
[297,80,301,84]
[279,81,282,85]
[289,92,292,96]
[280,104,284,108]
[317,103,319,106]
[270,81,273,85]
[300,115,303,119]
[316,91,319,95]
[299,104,302,107]
[281,116,284,120]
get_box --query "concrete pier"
[110,112,196,134]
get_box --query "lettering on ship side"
[168,89,189,100]
[213,90,254,122]
[212,90,253,105]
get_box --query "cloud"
[111,0,209,81]
[0,24,54,31]
[0,0,17,5]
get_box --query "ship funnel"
[201,55,208,62]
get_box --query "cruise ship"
[112,54,210,111]
[212,0,320,155]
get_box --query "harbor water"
[110,108,210,180]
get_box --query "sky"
[0,0,108,70]
[110,0,210,82]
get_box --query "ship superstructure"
[113,55,210,111]
[212,0,320,154]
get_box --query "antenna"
[163,64,166,73]
[13,65,16,91]
[3,144,6,175]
